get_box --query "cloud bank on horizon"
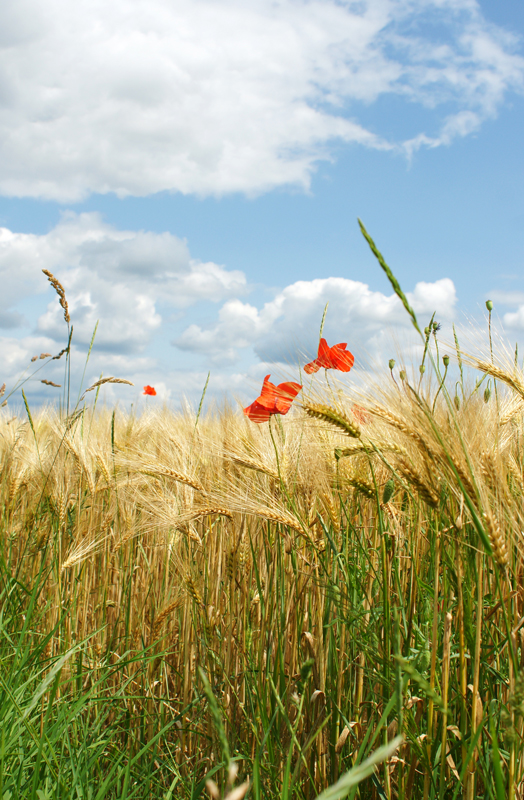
[0,212,465,406]
[0,211,522,406]
[0,0,523,200]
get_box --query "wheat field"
[2,243,524,798]
[1,342,524,799]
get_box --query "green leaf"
[314,737,402,800]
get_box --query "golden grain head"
[481,511,509,571]
[80,377,134,400]
[304,403,361,438]
[42,269,70,324]
[397,459,439,508]
[348,478,375,499]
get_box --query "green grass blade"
[489,709,506,800]
[358,219,421,336]
[315,736,402,800]
[193,371,210,437]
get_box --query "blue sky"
[1,0,524,408]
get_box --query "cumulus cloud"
[0,0,522,200]
[0,212,247,353]
[0,334,163,408]
[175,275,457,364]
[503,307,524,330]
[489,290,524,306]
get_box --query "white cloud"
[408,278,456,316]
[175,275,457,364]
[0,222,459,406]
[0,212,247,353]
[503,306,524,330]
[0,0,522,200]
[489,290,524,306]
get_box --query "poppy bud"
[454,395,460,410]
[388,359,395,370]
[419,364,425,374]
[486,300,493,312]
[416,648,431,674]
[399,370,406,381]
[443,355,450,367]
[432,322,438,332]
[424,327,430,336]
[484,385,491,403]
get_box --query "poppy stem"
[268,415,284,490]
[390,368,400,391]
[268,416,304,528]
[325,369,335,400]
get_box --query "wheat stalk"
[151,600,182,642]
[304,403,361,438]
[481,511,508,571]
[80,377,134,400]
[335,440,407,459]
[397,459,439,508]
[228,455,281,482]
[472,360,524,399]
[348,478,375,500]
[137,466,206,494]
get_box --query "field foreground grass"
[1,346,524,799]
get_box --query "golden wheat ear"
[42,268,70,324]
[79,376,134,401]
[303,402,361,438]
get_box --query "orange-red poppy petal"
[244,375,301,422]
[317,337,332,368]
[255,374,278,408]
[330,346,354,372]
[244,400,271,423]
[305,339,354,374]
[274,381,302,414]
[143,385,157,396]
[304,358,322,374]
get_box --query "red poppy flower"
[143,385,157,396]
[304,338,354,375]
[244,374,302,423]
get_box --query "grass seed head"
[304,403,361,438]
[349,478,375,499]
[42,269,70,324]
[482,511,509,571]
[398,460,439,508]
